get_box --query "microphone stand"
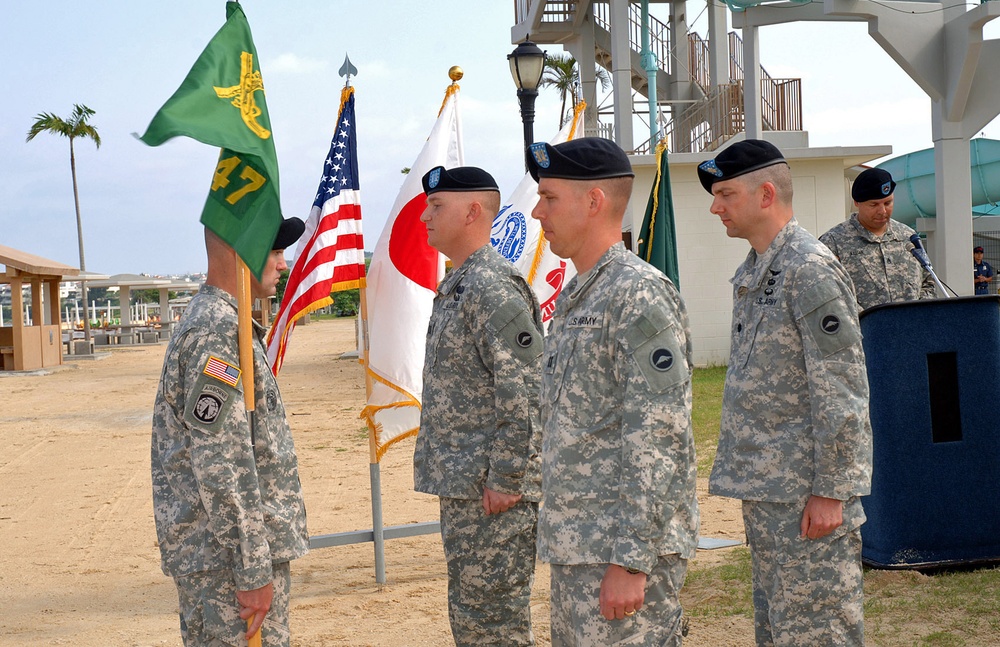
[909,234,953,298]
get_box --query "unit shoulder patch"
[185,380,236,431]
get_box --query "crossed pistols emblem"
[214,51,270,139]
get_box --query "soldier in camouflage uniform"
[151,219,309,647]
[699,140,873,647]
[412,166,543,646]
[819,167,936,310]
[528,137,699,647]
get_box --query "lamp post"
[508,40,546,172]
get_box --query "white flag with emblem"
[491,102,585,322]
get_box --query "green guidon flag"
[637,139,680,287]
[138,1,280,279]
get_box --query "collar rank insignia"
[204,356,241,388]
[881,181,891,196]
[428,167,441,189]
[530,143,550,168]
[698,159,724,177]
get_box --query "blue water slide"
[875,138,1000,227]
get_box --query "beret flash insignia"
[530,142,550,168]
[699,159,724,177]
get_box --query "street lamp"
[508,39,546,172]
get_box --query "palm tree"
[26,104,101,348]
[540,53,612,129]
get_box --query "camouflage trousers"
[175,561,291,647]
[549,554,687,647]
[742,498,866,647]
[439,496,539,646]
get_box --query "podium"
[860,296,1000,568]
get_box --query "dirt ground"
[0,317,750,647]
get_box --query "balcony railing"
[592,2,672,76]
[515,2,803,154]
[728,31,801,132]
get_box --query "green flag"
[637,140,680,286]
[138,1,280,279]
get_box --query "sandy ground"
[0,317,749,647]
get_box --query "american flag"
[204,356,242,387]
[266,86,366,373]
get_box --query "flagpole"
[358,284,386,584]
[237,259,256,411]
[338,53,387,585]
[237,258,263,647]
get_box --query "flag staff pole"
[236,258,263,646]
[237,261,256,414]
[360,272,385,585]
[338,53,386,585]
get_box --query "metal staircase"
[513,0,802,154]
[661,31,802,154]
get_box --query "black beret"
[852,167,895,202]
[422,166,499,195]
[697,139,787,193]
[527,137,634,182]
[272,217,305,250]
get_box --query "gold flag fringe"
[438,82,460,117]
[360,370,422,462]
[644,139,668,264]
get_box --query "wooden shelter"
[0,244,81,371]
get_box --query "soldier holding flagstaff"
[151,218,308,647]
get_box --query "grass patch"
[691,365,725,474]
[686,367,1000,645]
[681,547,1000,645]
[864,566,1000,646]
[682,547,753,619]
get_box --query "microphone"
[909,233,934,271]
[909,233,952,297]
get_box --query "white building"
[513,1,889,365]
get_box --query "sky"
[2,0,998,277]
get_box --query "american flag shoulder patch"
[203,356,242,388]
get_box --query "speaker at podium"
[860,295,1000,568]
